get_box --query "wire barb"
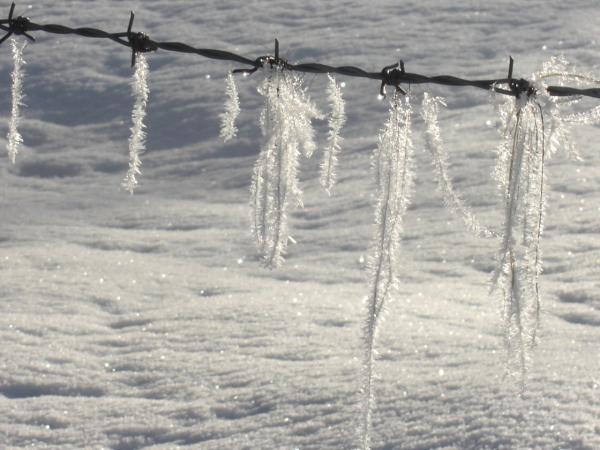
[379,60,407,97]
[0,8,598,99]
[507,56,536,99]
[233,39,289,76]
[124,12,158,67]
[0,2,35,45]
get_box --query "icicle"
[320,74,346,195]
[421,93,495,238]
[123,53,150,194]
[219,72,240,141]
[7,38,26,164]
[360,93,413,450]
[250,68,321,268]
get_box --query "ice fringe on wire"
[7,38,26,164]
[123,53,149,194]
[359,93,413,450]
[491,88,544,391]
[220,72,240,141]
[421,93,495,238]
[542,56,600,129]
[320,74,346,195]
[250,67,322,268]
[490,56,595,390]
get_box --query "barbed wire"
[1,3,600,100]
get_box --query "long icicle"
[123,53,150,194]
[7,38,26,164]
[360,92,413,450]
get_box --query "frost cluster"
[123,54,150,194]
[489,56,599,387]
[7,38,26,164]
[219,72,241,141]
[421,93,495,238]
[360,93,413,450]
[320,75,346,195]
[250,68,322,268]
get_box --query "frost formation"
[320,74,346,195]
[422,93,495,238]
[492,90,545,389]
[7,38,26,164]
[220,72,241,141]
[250,67,322,268]
[123,54,150,194]
[360,93,413,450]
[490,56,593,388]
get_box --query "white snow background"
[1,0,599,449]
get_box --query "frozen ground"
[0,1,599,449]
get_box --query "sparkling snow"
[0,1,599,449]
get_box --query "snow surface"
[0,1,599,449]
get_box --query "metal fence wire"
[1,3,600,100]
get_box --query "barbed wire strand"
[1,3,600,100]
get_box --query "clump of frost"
[320,74,346,194]
[360,92,413,450]
[563,104,600,125]
[123,54,150,194]
[7,38,26,164]
[421,93,495,238]
[220,72,240,141]
[492,91,544,390]
[250,68,322,268]
[532,55,600,158]
[491,56,598,388]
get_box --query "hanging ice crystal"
[7,38,26,164]
[220,72,240,141]
[360,92,413,450]
[492,91,545,389]
[123,53,150,194]
[491,56,597,389]
[250,67,322,268]
[422,92,495,238]
[320,74,346,195]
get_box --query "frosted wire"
[7,38,26,164]
[123,54,150,194]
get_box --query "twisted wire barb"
[1,3,600,99]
